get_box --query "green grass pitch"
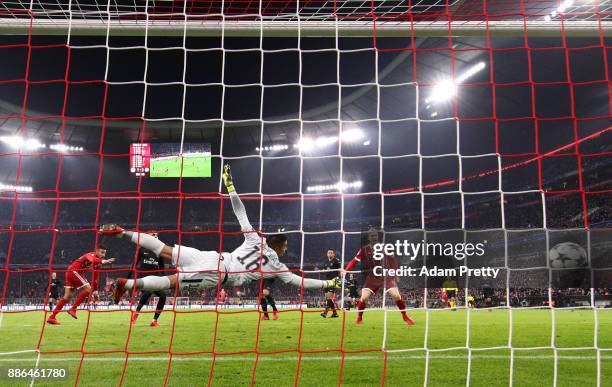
[0,308,611,386]
[150,155,211,178]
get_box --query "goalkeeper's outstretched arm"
[223,164,254,232]
[275,270,341,290]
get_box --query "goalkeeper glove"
[223,164,235,193]
[325,277,342,289]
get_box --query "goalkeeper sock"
[71,289,90,309]
[260,297,269,317]
[395,299,407,317]
[267,295,278,312]
[51,298,68,317]
[326,299,335,311]
[123,232,165,257]
[126,276,171,291]
[357,300,366,318]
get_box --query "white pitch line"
[0,354,609,362]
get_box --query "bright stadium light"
[0,135,45,150]
[0,182,33,192]
[256,144,289,151]
[50,144,84,152]
[295,136,338,151]
[306,180,363,192]
[341,128,364,142]
[426,61,486,104]
[545,0,573,20]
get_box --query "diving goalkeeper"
[102,165,341,302]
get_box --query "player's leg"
[329,292,338,317]
[48,296,55,311]
[260,288,270,320]
[99,224,173,262]
[356,288,374,324]
[266,291,279,320]
[68,283,92,318]
[47,286,75,324]
[132,291,152,324]
[322,290,337,318]
[151,291,166,327]
[113,274,177,304]
[387,287,414,325]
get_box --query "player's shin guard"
[357,300,366,318]
[395,299,407,317]
[50,298,68,317]
[260,296,269,318]
[71,289,90,310]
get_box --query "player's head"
[96,244,107,258]
[267,234,288,257]
[51,272,56,279]
[367,228,379,245]
[326,248,335,260]
[149,231,159,239]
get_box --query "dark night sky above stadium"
[0,33,610,244]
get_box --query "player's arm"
[344,249,362,273]
[223,164,254,232]
[275,269,340,290]
[102,258,115,265]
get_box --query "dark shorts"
[446,290,456,298]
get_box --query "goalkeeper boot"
[99,224,125,237]
[261,314,270,321]
[320,311,327,318]
[131,312,139,325]
[67,309,78,319]
[150,320,160,327]
[112,278,128,304]
[273,311,279,320]
[331,311,339,318]
[46,317,60,325]
[355,315,363,325]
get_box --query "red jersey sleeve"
[88,253,102,266]
[345,247,363,271]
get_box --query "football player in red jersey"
[46,245,115,325]
[343,229,414,325]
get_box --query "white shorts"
[172,245,228,289]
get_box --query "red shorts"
[363,277,397,294]
[66,271,89,289]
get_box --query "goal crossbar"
[0,19,610,37]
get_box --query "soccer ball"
[549,242,587,269]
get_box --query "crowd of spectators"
[2,268,610,310]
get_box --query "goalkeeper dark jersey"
[323,257,341,280]
[128,250,165,279]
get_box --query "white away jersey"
[225,232,293,286]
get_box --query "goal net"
[0,0,611,386]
